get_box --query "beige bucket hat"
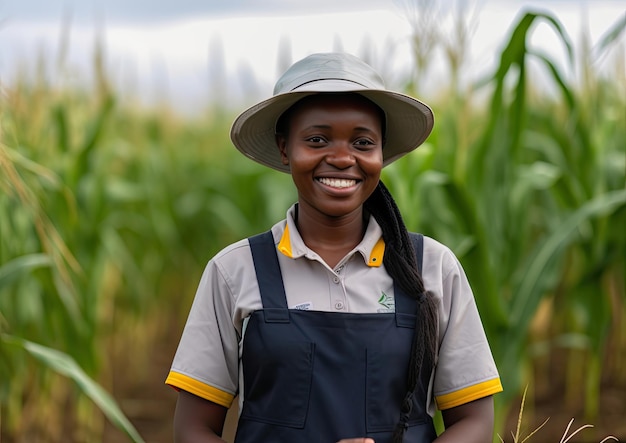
[230,52,434,173]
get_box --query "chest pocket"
[240,313,315,428]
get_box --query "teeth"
[318,178,356,188]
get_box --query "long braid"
[364,181,439,443]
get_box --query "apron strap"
[411,232,424,275]
[248,231,290,323]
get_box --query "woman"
[166,52,503,443]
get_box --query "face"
[277,94,384,221]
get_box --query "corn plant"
[0,44,297,439]
[1,6,624,442]
[383,8,626,437]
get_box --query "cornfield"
[1,6,624,443]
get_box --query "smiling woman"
[2,2,624,441]
[165,52,502,443]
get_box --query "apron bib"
[235,231,436,443]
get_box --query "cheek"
[364,155,383,192]
[364,151,383,175]
[286,147,321,171]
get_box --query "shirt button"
[333,276,340,284]
[335,301,344,310]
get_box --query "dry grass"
[500,386,619,443]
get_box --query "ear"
[276,134,289,165]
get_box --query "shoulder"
[417,235,474,315]
[211,237,254,267]
[205,220,287,283]
[420,235,463,280]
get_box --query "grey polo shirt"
[166,204,502,415]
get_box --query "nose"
[325,142,355,169]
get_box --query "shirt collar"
[277,204,385,267]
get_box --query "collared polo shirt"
[166,204,502,415]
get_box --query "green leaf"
[592,12,626,60]
[499,189,626,389]
[0,253,53,292]
[1,334,145,443]
[511,189,626,328]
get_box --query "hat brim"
[230,83,434,173]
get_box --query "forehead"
[292,93,380,113]
[283,93,385,125]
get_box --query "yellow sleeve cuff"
[436,377,503,410]
[165,371,235,408]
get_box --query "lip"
[315,176,362,194]
[315,172,362,181]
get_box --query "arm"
[174,389,229,443]
[434,395,495,443]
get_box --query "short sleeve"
[423,238,503,411]
[165,256,241,408]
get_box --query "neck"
[295,205,367,268]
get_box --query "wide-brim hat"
[230,52,434,173]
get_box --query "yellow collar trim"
[278,224,294,258]
[368,237,385,267]
[278,223,385,267]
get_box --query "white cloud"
[1,1,623,114]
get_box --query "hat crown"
[273,53,386,95]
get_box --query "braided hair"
[364,181,439,443]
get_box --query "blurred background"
[0,0,624,442]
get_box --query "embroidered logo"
[292,302,312,311]
[377,291,394,313]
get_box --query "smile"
[317,177,357,188]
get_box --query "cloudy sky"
[3,0,429,22]
[1,0,624,113]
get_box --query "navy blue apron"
[235,231,436,443]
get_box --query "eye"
[354,138,377,150]
[306,136,327,144]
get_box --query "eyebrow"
[302,125,380,133]
[301,125,331,131]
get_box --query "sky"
[1,0,624,113]
[2,0,425,22]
